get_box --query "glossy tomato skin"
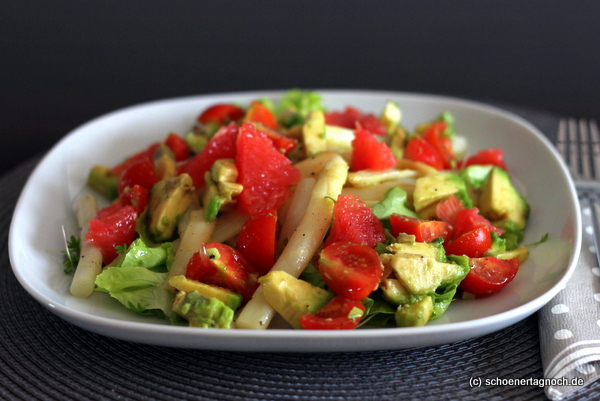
[119,184,149,215]
[256,126,298,155]
[198,104,245,125]
[235,123,302,215]
[350,125,397,171]
[164,133,190,162]
[177,122,239,187]
[318,242,384,301]
[325,194,386,249]
[463,148,506,170]
[422,121,455,169]
[117,157,159,196]
[389,215,452,243]
[444,226,492,258]
[110,143,160,176]
[404,137,445,170]
[236,209,277,276]
[325,107,387,135]
[299,296,366,330]
[185,242,258,303]
[436,195,503,239]
[86,204,138,265]
[459,257,519,296]
[244,101,279,130]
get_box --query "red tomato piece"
[463,148,507,170]
[164,133,190,162]
[235,123,302,215]
[435,195,465,226]
[404,137,445,170]
[325,194,386,248]
[244,101,279,130]
[350,125,397,171]
[236,209,277,276]
[318,242,384,301]
[444,226,492,258]
[117,157,159,195]
[256,126,298,155]
[186,242,258,303]
[459,257,519,296]
[453,207,504,238]
[86,205,138,265]
[177,122,239,187]
[358,114,387,136]
[299,296,366,330]
[389,214,452,243]
[325,106,363,129]
[422,121,455,169]
[197,104,245,125]
[119,184,149,215]
[110,143,160,176]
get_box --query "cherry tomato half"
[299,296,366,330]
[318,242,383,301]
[459,257,519,296]
[389,214,452,243]
[444,226,492,258]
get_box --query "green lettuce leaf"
[117,238,174,272]
[371,186,418,220]
[275,89,326,127]
[95,266,173,318]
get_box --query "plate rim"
[8,89,582,351]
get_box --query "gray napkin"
[539,196,600,400]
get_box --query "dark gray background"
[2,1,599,176]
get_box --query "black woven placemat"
[1,105,599,401]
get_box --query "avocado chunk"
[413,172,472,219]
[379,100,402,135]
[172,290,234,328]
[154,144,177,180]
[302,110,327,156]
[387,236,446,262]
[169,275,242,310]
[87,165,119,200]
[478,167,530,229]
[259,270,334,329]
[380,278,424,306]
[203,159,244,221]
[149,173,195,242]
[387,253,467,295]
[395,295,434,327]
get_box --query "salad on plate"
[63,89,532,330]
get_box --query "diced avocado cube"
[211,158,238,183]
[413,172,472,217]
[259,270,334,329]
[154,144,177,180]
[478,167,530,229]
[169,275,242,310]
[172,290,234,328]
[380,278,423,306]
[380,101,402,135]
[302,111,327,156]
[389,253,467,295]
[149,173,195,242]
[87,165,119,200]
[395,295,434,327]
[387,237,446,262]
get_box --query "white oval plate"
[9,90,580,352]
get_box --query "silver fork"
[557,118,600,264]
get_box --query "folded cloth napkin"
[539,196,600,400]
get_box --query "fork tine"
[590,120,600,179]
[568,118,580,178]
[557,118,568,161]
[579,118,593,179]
